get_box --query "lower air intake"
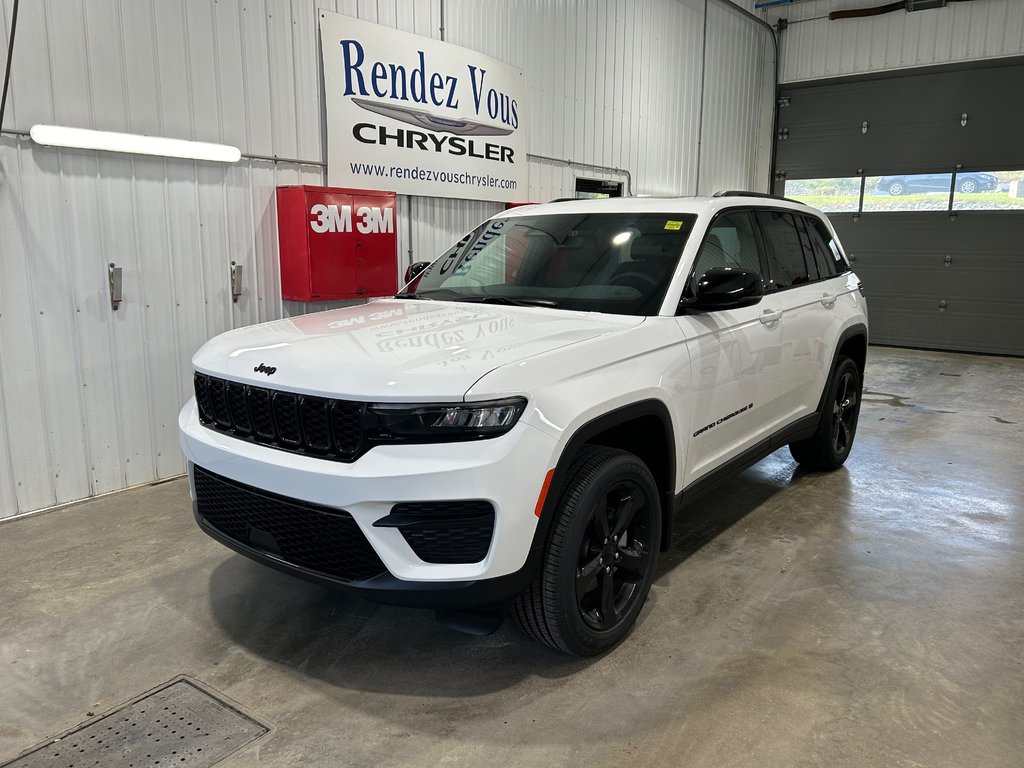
[193,466,387,583]
[389,501,495,564]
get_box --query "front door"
[678,209,785,486]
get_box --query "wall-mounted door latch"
[961,112,968,127]
[230,261,243,303]
[108,263,123,311]
[944,255,952,267]
[862,121,869,134]
[939,299,947,312]
[777,127,789,140]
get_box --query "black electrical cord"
[0,0,19,132]
[830,1,906,21]
[829,0,974,21]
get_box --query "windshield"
[400,212,698,316]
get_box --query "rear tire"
[887,181,905,196]
[958,177,978,194]
[513,446,661,656]
[789,356,862,471]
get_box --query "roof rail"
[713,190,805,205]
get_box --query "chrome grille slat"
[193,373,364,462]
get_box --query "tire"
[958,177,978,194]
[789,356,862,471]
[513,446,661,656]
[887,181,905,196]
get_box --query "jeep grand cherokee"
[180,193,867,655]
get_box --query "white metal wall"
[0,0,774,518]
[447,0,705,197]
[765,0,1024,83]
[700,0,774,194]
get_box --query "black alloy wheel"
[513,446,661,656]
[831,368,859,457]
[575,480,655,632]
[789,355,862,471]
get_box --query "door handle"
[759,309,782,326]
[820,293,837,308]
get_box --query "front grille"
[193,465,387,583]
[389,501,495,564]
[194,372,365,461]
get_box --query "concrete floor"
[2,347,1022,767]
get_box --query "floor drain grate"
[2,678,269,768]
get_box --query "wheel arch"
[533,400,678,556]
[816,323,868,415]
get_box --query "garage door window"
[952,171,1024,211]
[862,174,953,212]
[783,178,861,212]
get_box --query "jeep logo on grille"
[254,363,277,376]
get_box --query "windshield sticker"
[664,220,684,231]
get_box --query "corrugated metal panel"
[766,0,1024,83]
[0,0,773,517]
[700,0,774,193]
[0,135,328,514]
[445,0,708,196]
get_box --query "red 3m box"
[276,186,398,301]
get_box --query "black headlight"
[369,397,527,441]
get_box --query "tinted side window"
[755,210,812,289]
[809,217,849,274]
[794,216,821,281]
[802,216,838,278]
[691,210,761,278]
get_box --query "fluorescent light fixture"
[29,124,241,163]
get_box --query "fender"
[528,399,678,564]
[814,322,869,417]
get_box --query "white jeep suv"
[179,193,867,656]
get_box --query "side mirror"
[683,267,763,312]
[404,261,431,283]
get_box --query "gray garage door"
[772,58,1024,357]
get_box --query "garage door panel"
[860,299,949,347]
[777,60,1024,177]
[852,257,1024,302]
[934,303,1024,356]
[829,213,1023,355]
[777,60,1024,356]
[848,254,951,300]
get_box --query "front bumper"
[179,398,558,606]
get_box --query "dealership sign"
[319,12,528,203]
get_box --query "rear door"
[755,209,845,419]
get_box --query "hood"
[193,299,643,401]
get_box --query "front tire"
[789,356,862,471]
[513,446,661,656]
[887,181,905,196]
